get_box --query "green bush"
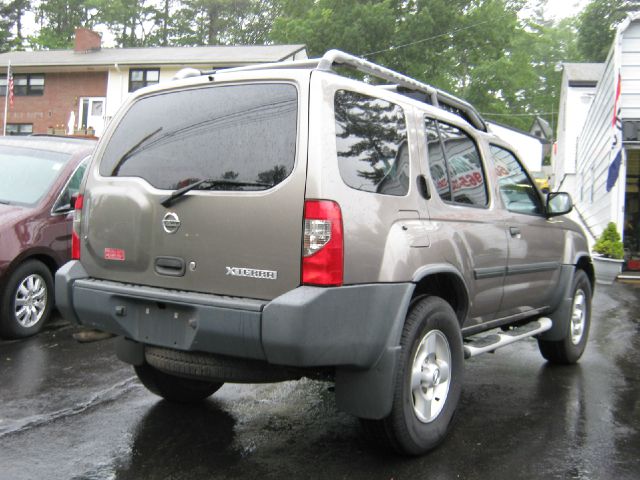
[593,222,624,259]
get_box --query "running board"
[463,317,553,359]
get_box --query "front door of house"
[78,97,106,137]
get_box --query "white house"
[553,13,640,271]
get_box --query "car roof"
[0,135,96,156]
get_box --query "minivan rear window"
[99,83,298,191]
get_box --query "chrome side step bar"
[463,317,553,359]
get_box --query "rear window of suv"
[99,83,298,191]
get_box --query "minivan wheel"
[134,364,223,403]
[538,269,592,364]
[0,260,54,339]
[361,296,464,455]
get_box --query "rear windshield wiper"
[160,178,273,207]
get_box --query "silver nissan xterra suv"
[56,50,593,455]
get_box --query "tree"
[271,0,397,60]
[30,0,96,49]
[0,0,31,51]
[577,0,640,61]
[95,0,159,47]
[170,0,276,46]
[0,2,13,52]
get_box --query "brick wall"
[0,70,108,134]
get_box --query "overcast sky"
[541,0,591,19]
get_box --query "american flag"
[606,72,623,192]
[7,72,13,109]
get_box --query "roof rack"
[177,49,487,131]
[317,50,486,131]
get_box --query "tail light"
[71,194,84,260]
[302,200,343,286]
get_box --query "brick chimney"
[74,28,101,52]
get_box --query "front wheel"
[361,296,464,455]
[134,364,223,403]
[0,260,54,339]
[538,269,592,364]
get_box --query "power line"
[362,9,515,58]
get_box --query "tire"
[134,363,223,403]
[361,296,464,455]
[144,346,298,383]
[0,260,54,339]
[538,269,592,364]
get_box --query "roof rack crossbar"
[317,50,486,131]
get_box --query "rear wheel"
[538,269,592,364]
[134,363,223,403]
[0,260,54,339]
[361,296,464,455]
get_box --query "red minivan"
[0,136,96,338]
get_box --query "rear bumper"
[56,261,413,369]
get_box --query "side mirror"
[546,192,573,217]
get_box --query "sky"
[542,0,591,19]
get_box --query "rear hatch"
[80,78,308,300]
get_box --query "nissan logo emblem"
[162,212,181,234]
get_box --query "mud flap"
[116,336,145,366]
[333,286,414,419]
[335,346,400,419]
[538,265,576,342]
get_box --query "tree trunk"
[206,3,220,45]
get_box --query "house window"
[6,124,33,136]
[0,74,45,96]
[129,68,160,92]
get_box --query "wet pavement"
[0,283,638,480]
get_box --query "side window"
[425,118,450,201]
[53,158,89,213]
[490,145,542,215]
[424,118,488,207]
[335,90,409,196]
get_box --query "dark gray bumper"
[56,261,413,370]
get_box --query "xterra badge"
[225,266,278,280]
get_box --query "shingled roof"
[0,44,308,70]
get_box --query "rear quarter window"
[99,83,298,191]
[334,90,409,196]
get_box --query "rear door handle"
[509,227,521,238]
[154,256,186,277]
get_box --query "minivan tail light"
[71,194,84,260]
[302,200,343,286]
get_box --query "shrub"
[593,222,624,259]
